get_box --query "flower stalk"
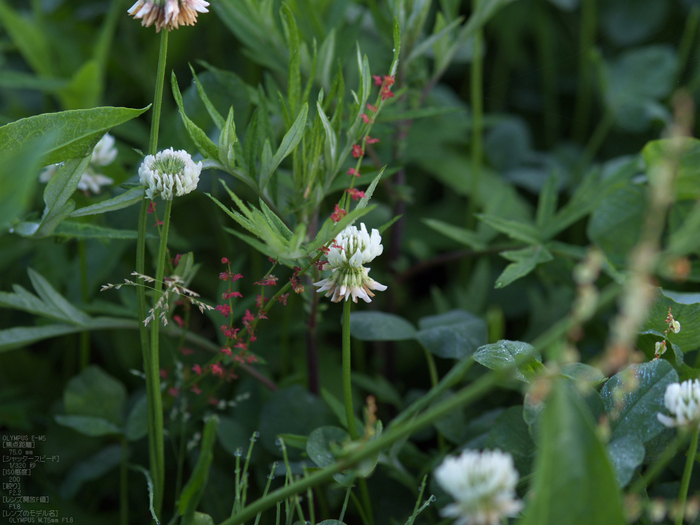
[343,299,359,441]
[677,427,699,525]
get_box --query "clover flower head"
[128,0,209,32]
[139,148,202,201]
[658,379,700,429]
[39,133,117,194]
[313,223,387,303]
[434,449,522,525]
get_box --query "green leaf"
[191,513,215,525]
[356,168,386,211]
[260,103,308,190]
[60,445,122,500]
[70,187,145,217]
[349,312,417,341]
[321,388,363,431]
[52,221,141,240]
[559,363,606,386]
[54,415,123,437]
[476,214,540,244]
[642,291,700,353]
[485,406,536,474]
[643,137,700,200]
[189,64,225,129]
[58,60,101,110]
[600,360,678,444]
[422,218,486,250]
[306,426,354,487]
[0,324,85,352]
[217,416,251,458]
[473,340,543,382]
[587,184,645,267]
[28,268,91,325]
[172,72,220,161]
[179,416,219,525]
[259,385,333,456]
[536,172,559,232]
[0,106,148,166]
[519,381,627,525]
[0,1,53,76]
[607,435,645,487]
[495,245,553,289]
[417,310,487,360]
[125,395,148,442]
[219,107,237,169]
[63,365,127,426]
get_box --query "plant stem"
[343,300,359,440]
[79,239,90,369]
[629,431,688,495]
[677,7,700,86]
[573,0,597,144]
[136,28,169,522]
[467,0,483,230]
[148,198,173,516]
[676,427,699,525]
[120,438,129,525]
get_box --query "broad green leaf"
[417,310,487,360]
[179,416,219,524]
[125,395,148,441]
[495,245,553,289]
[0,106,148,166]
[600,360,678,444]
[217,416,252,459]
[422,218,486,250]
[0,1,53,76]
[476,214,540,244]
[473,340,544,382]
[318,521,346,525]
[70,187,145,217]
[258,385,333,456]
[0,133,50,230]
[559,363,606,386]
[485,406,535,474]
[587,184,645,267]
[306,426,354,487]
[60,445,122,500]
[643,137,700,201]
[349,312,417,341]
[607,435,645,487]
[63,365,127,426]
[54,415,123,437]
[519,382,627,525]
[191,513,215,525]
[642,290,700,353]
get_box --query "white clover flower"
[658,379,700,429]
[39,133,117,194]
[138,148,202,201]
[128,0,209,32]
[313,223,387,303]
[434,449,522,525]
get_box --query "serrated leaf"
[0,106,148,166]
[260,103,308,190]
[349,311,417,341]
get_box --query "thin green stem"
[630,431,686,494]
[148,198,173,516]
[149,30,169,156]
[677,7,700,86]
[79,239,90,369]
[676,427,699,525]
[120,438,129,525]
[573,0,597,143]
[576,111,614,174]
[343,300,359,440]
[467,1,483,230]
